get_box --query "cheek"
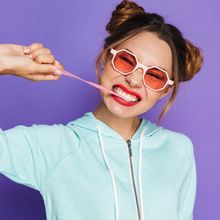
[99,65,120,86]
[140,89,165,111]
[99,72,109,86]
[144,88,164,102]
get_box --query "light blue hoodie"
[0,112,196,220]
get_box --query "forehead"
[118,31,173,74]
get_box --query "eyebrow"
[124,47,169,73]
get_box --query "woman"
[0,1,203,220]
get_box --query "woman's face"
[99,31,173,119]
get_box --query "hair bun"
[106,0,145,35]
[184,39,203,81]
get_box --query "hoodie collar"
[68,112,161,141]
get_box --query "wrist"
[0,45,9,75]
[0,44,20,75]
[0,57,6,75]
[0,56,16,75]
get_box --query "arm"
[0,43,70,190]
[0,124,78,191]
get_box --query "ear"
[158,86,173,100]
[97,72,102,84]
[101,60,105,70]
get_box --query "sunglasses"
[110,48,174,92]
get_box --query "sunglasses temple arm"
[167,79,174,85]
[57,68,124,99]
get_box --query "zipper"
[126,139,141,220]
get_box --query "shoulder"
[32,123,75,137]
[32,124,80,147]
[154,128,194,160]
[2,123,67,134]
[6,123,75,142]
[3,123,80,152]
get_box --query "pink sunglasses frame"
[110,48,174,92]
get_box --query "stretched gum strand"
[58,68,125,100]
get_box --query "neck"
[93,101,141,140]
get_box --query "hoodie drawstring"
[97,127,119,220]
[97,127,147,220]
[138,128,147,220]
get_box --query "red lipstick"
[113,84,142,100]
[111,84,142,106]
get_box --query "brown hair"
[96,0,203,123]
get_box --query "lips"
[112,84,142,101]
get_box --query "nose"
[125,68,143,88]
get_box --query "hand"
[0,43,63,81]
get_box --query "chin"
[101,90,155,119]
[104,97,141,119]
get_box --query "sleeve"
[178,141,197,220]
[0,124,78,191]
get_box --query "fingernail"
[23,47,30,53]
[55,60,60,65]
[28,54,33,58]
[54,70,62,75]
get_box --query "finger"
[23,46,31,54]
[54,60,64,70]
[25,73,61,82]
[33,74,61,81]
[28,43,44,53]
[34,54,56,64]
[31,62,62,75]
[30,48,52,59]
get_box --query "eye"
[146,71,164,80]
[146,68,167,81]
[119,54,135,66]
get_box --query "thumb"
[31,63,63,75]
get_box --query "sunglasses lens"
[113,51,136,74]
[144,67,168,90]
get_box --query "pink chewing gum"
[59,68,126,100]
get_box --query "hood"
[67,112,162,141]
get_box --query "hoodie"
[0,112,196,220]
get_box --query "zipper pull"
[126,139,132,157]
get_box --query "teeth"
[113,86,139,102]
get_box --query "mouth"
[111,84,142,106]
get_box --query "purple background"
[0,0,219,219]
